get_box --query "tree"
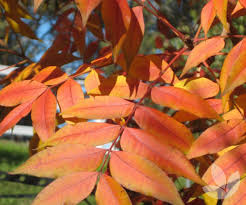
[1,0,246,204]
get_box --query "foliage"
[1,0,246,204]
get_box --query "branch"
[0,171,53,187]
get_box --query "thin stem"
[203,60,218,82]
[0,59,28,72]
[0,48,32,63]
[193,24,202,43]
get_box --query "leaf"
[75,0,102,27]
[173,99,222,122]
[32,172,98,205]
[187,119,246,159]
[13,144,106,178]
[62,96,134,119]
[102,0,131,60]
[151,86,221,120]
[223,176,246,205]
[181,37,225,77]
[0,80,47,107]
[40,122,120,148]
[34,0,44,12]
[122,6,144,68]
[201,0,216,36]
[212,0,229,31]
[87,74,148,100]
[5,14,38,40]
[121,128,204,185]
[134,105,194,153]
[57,79,84,111]
[240,0,246,8]
[110,151,184,205]
[96,174,132,205]
[220,38,246,95]
[31,89,57,141]
[174,77,219,99]
[0,101,33,137]
[202,143,246,185]
[121,55,179,83]
[32,66,68,86]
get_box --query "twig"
[0,48,32,63]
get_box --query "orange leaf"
[187,119,246,159]
[173,99,222,122]
[121,128,204,185]
[57,79,84,111]
[212,0,229,31]
[0,101,33,136]
[102,0,131,60]
[62,96,134,119]
[174,77,219,99]
[240,0,246,8]
[151,86,221,120]
[121,55,179,83]
[0,80,47,107]
[202,143,246,185]
[75,0,102,27]
[134,106,194,153]
[40,122,120,148]
[32,66,68,86]
[13,144,106,178]
[181,37,225,77]
[87,75,148,100]
[34,0,44,12]
[32,172,98,205]
[220,38,246,95]
[122,6,144,68]
[96,174,132,205]
[31,89,57,141]
[201,0,216,36]
[223,176,246,205]
[110,151,184,205]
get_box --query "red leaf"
[0,80,47,107]
[0,101,33,136]
[62,96,134,119]
[57,79,84,111]
[40,122,120,148]
[151,86,221,120]
[122,6,144,68]
[96,174,132,205]
[13,144,106,178]
[187,119,246,159]
[134,106,194,153]
[75,0,102,27]
[31,89,57,141]
[110,151,184,205]
[102,0,131,60]
[32,172,98,205]
[121,128,204,185]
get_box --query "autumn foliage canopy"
[2,0,246,204]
